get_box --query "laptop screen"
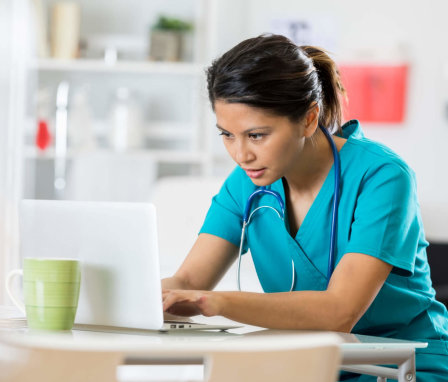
[20,200,164,330]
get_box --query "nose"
[235,141,255,165]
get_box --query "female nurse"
[162,34,448,380]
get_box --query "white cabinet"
[23,0,230,201]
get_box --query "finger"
[163,291,190,311]
[163,291,201,311]
[162,289,180,300]
[163,293,176,311]
[162,289,185,299]
[164,290,198,303]
[162,290,169,299]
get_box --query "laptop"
[19,199,240,332]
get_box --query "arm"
[163,252,392,332]
[162,233,239,291]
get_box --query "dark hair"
[206,34,346,133]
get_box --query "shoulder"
[344,137,416,188]
[340,120,415,182]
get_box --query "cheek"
[222,140,234,158]
[222,140,241,164]
[268,139,299,164]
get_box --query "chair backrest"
[0,342,122,382]
[205,340,341,382]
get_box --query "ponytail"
[300,46,346,133]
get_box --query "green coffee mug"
[6,258,81,330]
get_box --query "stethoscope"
[237,125,341,292]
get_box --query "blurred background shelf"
[144,122,194,139]
[19,0,232,203]
[24,146,207,164]
[29,58,205,75]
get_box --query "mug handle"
[5,269,26,315]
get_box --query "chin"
[250,176,279,188]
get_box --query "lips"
[244,168,266,179]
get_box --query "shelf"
[26,119,194,141]
[145,122,194,139]
[29,58,204,75]
[24,146,207,164]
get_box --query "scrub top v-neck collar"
[272,126,352,243]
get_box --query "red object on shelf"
[339,64,408,124]
[36,119,52,150]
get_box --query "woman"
[162,34,448,380]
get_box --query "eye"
[218,130,233,139]
[248,133,266,141]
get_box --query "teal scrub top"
[200,120,448,379]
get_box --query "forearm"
[162,254,389,327]
[162,275,191,290]
[217,290,355,332]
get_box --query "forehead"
[214,101,286,129]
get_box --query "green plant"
[152,16,193,31]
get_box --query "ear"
[303,103,319,138]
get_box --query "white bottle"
[68,87,96,150]
[108,87,144,152]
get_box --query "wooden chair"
[204,335,341,382]
[0,343,122,382]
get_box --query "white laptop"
[19,199,240,332]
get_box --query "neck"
[284,129,336,196]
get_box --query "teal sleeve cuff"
[199,196,248,253]
[343,244,413,277]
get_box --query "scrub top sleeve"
[199,167,248,250]
[345,163,419,276]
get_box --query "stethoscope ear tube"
[237,204,292,292]
[236,222,247,292]
[243,187,285,223]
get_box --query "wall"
[0,0,30,304]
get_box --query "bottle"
[68,87,96,150]
[108,87,144,152]
[36,119,51,150]
[35,87,52,151]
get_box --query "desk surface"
[0,305,427,355]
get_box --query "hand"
[162,289,223,317]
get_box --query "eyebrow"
[216,124,272,134]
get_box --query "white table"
[0,309,427,382]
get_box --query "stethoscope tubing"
[319,125,341,281]
[237,125,341,291]
[243,188,285,223]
